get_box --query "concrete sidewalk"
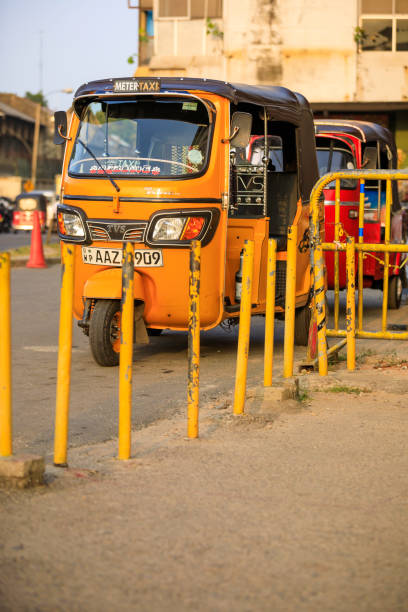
[1,353,408,612]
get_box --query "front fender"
[83,268,145,301]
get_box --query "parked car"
[0,197,14,233]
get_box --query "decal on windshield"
[89,161,161,175]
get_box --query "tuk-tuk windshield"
[316,145,357,189]
[69,98,211,178]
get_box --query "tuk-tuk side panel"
[225,218,269,309]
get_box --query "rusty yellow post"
[382,179,392,333]
[334,178,340,331]
[118,242,135,460]
[0,253,12,456]
[283,225,297,378]
[357,179,365,331]
[233,240,254,415]
[188,240,201,438]
[314,241,328,376]
[54,243,75,466]
[264,239,277,386]
[346,237,356,371]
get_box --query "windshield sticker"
[187,149,203,165]
[182,102,198,111]
[89,161,161,175]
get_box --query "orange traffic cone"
[26,210,47,269]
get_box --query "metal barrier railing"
[310,170,408,376]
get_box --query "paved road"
[0,230,58,250]
[8,262,407,459]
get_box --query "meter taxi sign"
[113,79,160,93]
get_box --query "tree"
[25,91,48,107]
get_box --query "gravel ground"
[1,354,408,612]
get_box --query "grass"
[5,242,61,258]
[297,389,311,403]
[326,385,371,394]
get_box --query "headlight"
[57,211,85,237]
[152,217,186,241]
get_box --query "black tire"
[388,274,403,310]
[89,299,122,366]
[294,300,312,346]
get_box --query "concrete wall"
[143,0,408,105]
[0,176,23,200]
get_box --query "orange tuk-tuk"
[54,77,321,366]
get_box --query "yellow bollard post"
[233,240,254,415]
[357,179,365,331]
[382,179,392,333]
[314,241,328,376]
[264,239,277,386]
[187,240,201,438]
[54,243,75,466]
[334,178,340,331]
[118,242,135,460]
[0,253,12,456]
[346,237,356,371]
[283,225,297,378]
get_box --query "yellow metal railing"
[310,170,408,376]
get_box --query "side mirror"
[223,112,252,148]
[54,111,70,145]
[362,146,377,169]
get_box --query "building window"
[158,0,222,18]
[361,0,408,50]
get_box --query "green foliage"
[354,26,366,46]
[206,18,223,39]
[297,389,310,403]
[25,91,48,107]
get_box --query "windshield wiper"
[77,138,120,193]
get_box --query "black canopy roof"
[74,77,310,125]
[315,119,395,150]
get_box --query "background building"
[134,0,408,158]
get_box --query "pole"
[118,242,135,460]
[334,178,340,331]
[187,240,201,438]
[31,103,41,189]
[233,240,254,415]
[283,225,297,378]
[53,243,75,466]
[357,179,365,331]
[264,239,277,386]
[0,253,12,456]
[346,237,356,371]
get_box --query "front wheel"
[89,299,122,366]
[388,274,403,310]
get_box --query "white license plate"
[82,247,163,267]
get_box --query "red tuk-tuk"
[314,120,406,308]
[12,191,47,231]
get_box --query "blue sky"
[0,0,139,111]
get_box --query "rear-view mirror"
[362,146,377,169]
[54,111,68,145]
[228,112,252,148]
